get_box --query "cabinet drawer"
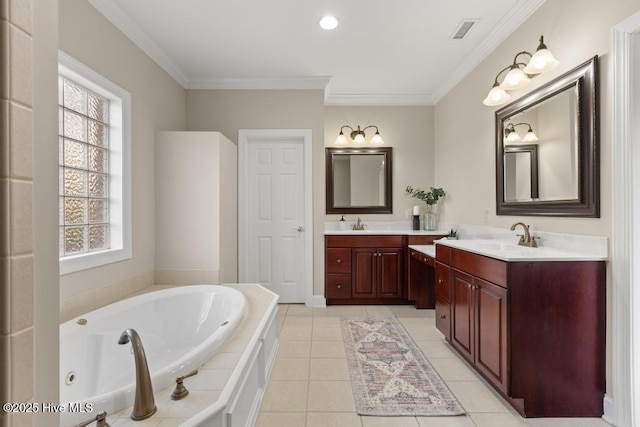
[435,297,451,341]
[326,248,351,273]
[410,249,435,267]
[326,274,351,298]
[435,261,451,302]
[436,244,451,263]
[451,248,507,287]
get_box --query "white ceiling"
[89,0,544,105]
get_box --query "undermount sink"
[467,242,533,252]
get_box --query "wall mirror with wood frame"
[326,147,393,214]
[496,56,599,217]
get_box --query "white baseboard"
[603,394,616,425]
[307,294,327,308]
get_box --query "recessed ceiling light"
[319,15,338,30]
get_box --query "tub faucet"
[510,222,537,247]
[118,329,157,421]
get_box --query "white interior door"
[238,130,312,303]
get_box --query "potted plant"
[446,228,458,239]
[405,186,446,230]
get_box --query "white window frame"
[58,51,132,275]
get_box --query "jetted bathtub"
[59,285,247,426]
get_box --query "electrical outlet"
[483,208,490,224]
[405,209,412,219]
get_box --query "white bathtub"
[59,285,247,426]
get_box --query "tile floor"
[256,304,612,427]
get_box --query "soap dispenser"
[338,215,347,230]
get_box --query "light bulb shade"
[354,132,366,143]
[523,130,539,142]
[523,49,559,74]
[371,132,384,145]
[500,67,530,90]
[505,130,522,142]
[335,133,347,145]
[483,86,511,106]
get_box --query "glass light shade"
[371,132,384,145]
[505,130,522,142]
[354,133,366,144]
[500,67,530,90]
[319,16,338,30]
[335,133,347,145]
[523,130,539,142]
[523,49,559,74]
[483,86,511,106]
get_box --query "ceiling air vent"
[451,19,477,40]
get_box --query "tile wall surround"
[154,268,220,287]
[1,0,35,426]
[324,221,608,259]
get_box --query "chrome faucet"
[352,217,365,231]
[510,222,537,247]
[118,329,157,421]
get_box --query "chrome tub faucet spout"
[510,222,537,247]
[118,328,157,421]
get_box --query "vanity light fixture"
[504,122,539,143]
[483,36,559,107]
[335,125,384,145]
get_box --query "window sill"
[60,247,132,275]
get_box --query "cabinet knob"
[336,259,342,263]
[438,279,444,284]
[337,285,342,289]
[439,315,446,319]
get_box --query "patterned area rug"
[341,317,465,416]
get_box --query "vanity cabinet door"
[353,248,377,298]
[378,248,403,299]
[353,247,403,299]
[475,277,508,394]
[451,269,475,363]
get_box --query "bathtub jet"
[118,329,156,421]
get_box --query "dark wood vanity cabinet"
[326,234,447,305]
[408,249,435,308]
[436,244,606,418]
[325,235,405,304]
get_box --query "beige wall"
[324,106,435,223]
[186,89,327,295]
[435,0,639,235]
[434,0,640,402]
[58,0,187,310]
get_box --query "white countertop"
[325,229,448,236]
[408,244,436,258]
[434,239,607,262]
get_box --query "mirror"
[504,144,539,201]
[496,56,599,217]
[326,147,392,214]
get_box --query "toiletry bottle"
[338,215,346,230]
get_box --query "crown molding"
[89,0,190,87]
[187,76,332,91]
[432,0,546,103]
[325,93,434,106]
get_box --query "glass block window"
[59,77,111,256]
[58,52,132,274]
